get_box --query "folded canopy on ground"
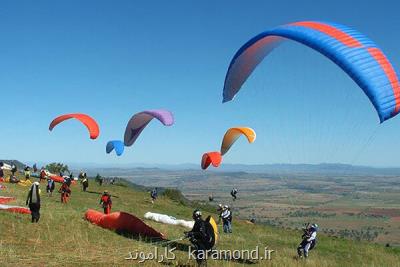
[85,209,165,239]
[49,113,100,139]
[0,204,31,214]
[201,152,222,170]
[18,180,32,187]
[124,110,174,147]
[221,127,256,156]
[144,212,194,229]
[223,21,400,123]
[49,175,76,184]
[0,196,15,204]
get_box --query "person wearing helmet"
[185,209,209,266]
[297,223,318,258]
[100,191,112,214]
[26,182,41,223]
[221,205,232,233]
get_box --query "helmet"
[33,182,40,186]
[192,209,202,219]
[224,205,229,209]
[311,224,319,230]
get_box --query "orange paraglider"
[49,113,100,139]
[221,127,256,156]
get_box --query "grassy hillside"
[0,171,399,266]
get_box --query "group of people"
[21,168,116,223]
[2,162,319,262]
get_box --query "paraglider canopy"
[221,127,256,156]
[49,113,100,139]
[201,152,222,170]
[106,140,124,156]
[223,21,400,123]
[124,110,174,147]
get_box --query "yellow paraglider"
[220,127,256,156]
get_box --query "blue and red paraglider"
[223,21,400,123]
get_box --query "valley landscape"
[92,164,400,246]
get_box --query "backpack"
[203,216,216,250]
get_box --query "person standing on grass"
[297,223,318,258]
[221,205,232,233]
[81,175,89,192]
[100,191,112,214]
[39,168,47,183]
[59,182,71,203]
[26,182,41,223]
[150,188,158,204]
[24,166,31,180]
[11,164,17,176]
[46,177,55,197]
[0,162,4,180]
[65,174,72,187]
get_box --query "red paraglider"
[0,204,31,214]
[85,209,165,239]
[49,175,76,184]
[201,152,222,170]
[49,113,100,139]
[0,196,15,204]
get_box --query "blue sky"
[1,0,400,167]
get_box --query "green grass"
[0,172,399,266]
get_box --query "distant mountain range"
[64,162,400,176]
[10,160,400,176]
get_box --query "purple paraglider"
[124,110,174,147]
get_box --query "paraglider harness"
[297,223,317,258]
[184,214,216,265]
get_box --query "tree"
[46,163,70,175]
